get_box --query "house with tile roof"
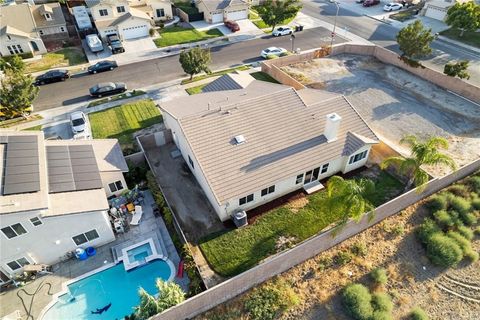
[195,0,249,23]
[0,131,128,282]
[159,80,379,221]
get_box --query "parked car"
[86,34,103,53]
[383,2,403,11]
[272,26,293,37]
[260,47,287,59]
[35,70,70,85]
[88,60,118,74]
[89,82,127,97]
[70,111,88,135]
[107,34,125,54]
[363,0,380,6]
[355,0,365,3]
[224,20,240,32]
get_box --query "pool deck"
[0,191,189,320]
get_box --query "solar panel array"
[2,135,41,195]
[46,144,103,193]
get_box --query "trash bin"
[299,25,304,31]
[75,248,88,261]
[86,247,96,257]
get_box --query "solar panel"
[46,144,103,193]
[2,135,41,195]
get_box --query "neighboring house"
[0,132,128,282]
[195,0,249,24]
[128,0,174,22]
[422,0,471,21]
[201,70,254,92]
[0,4,47,57]
[85,0,156,40]
[160,79,379,222]
[31,3,68,38]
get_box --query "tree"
[155,279,185,312]
[445,2,480,37]
[135,288,159,319]
[0,69,38,119]
[443,60,470,79]
[0,55,25,73]
[381,135,457,192]
[396,20,435,59]
[326,176,375,227]
[256,0,302,31]
[179,47,211,80]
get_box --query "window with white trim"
[117,6,125,13]
[349,150,368,165]
[7,45,23,55]
[239,194,254,206]
[108,180,124,193]
[321,163,329,174]
[261,185,275,196]
[1,223,27,239]
[72,229,99,245]
[156,8,165,17]
[296,174,304,184]
[30,217,43,227]
[99,9,108,16]
[6,257,30,271]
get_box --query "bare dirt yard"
[281,55,480,177]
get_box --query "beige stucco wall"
[37,25,68,36]
[101,171,128,198]
[0,34,47,56]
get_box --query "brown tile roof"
[161,84,379,204]
[0,4,37,38]
[32,3,66,28]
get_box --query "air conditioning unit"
[232,211,248,228]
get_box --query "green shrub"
[244,287,282,320]
[467,176,480,193]
[317,257,333,271]
[371,311,393,320]
[335,251,353,266]
[464,249,479,262]
[457,225,474,240]
[417,218,440,244]
[410,306,429,320]
[433,210,454,229]
[342,284,373,320]
[370,268,388,285]
[426,195,448,212]
[371,292,393,313]
[426,233,463,267]
[351,242,368,257]
[475,226,480,236]
[266,54,278,60]
[447,185,470,197]
[471,198,480,210]
[459,211,477,226]
[450,196,471,214]
[447,231,471,252]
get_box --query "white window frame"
[6,257,30,272]
[261,185,275,196]
[72,229,100,246]
[1,223,28,239]
[108,180,124,193]
[349,150,368,165]
[29,217,43,227]
[321,163,329,174]
[239,193,254,206]
[117,6,125,13]
[99,9,108,16]
[156,8,165,17]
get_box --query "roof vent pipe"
[324,113,341,142]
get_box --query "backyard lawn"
[199,171,404,277]
[25,47,87,73]
[440,28,480,48]
[88,99,161,150]
[154,27,223,47]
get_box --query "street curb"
[363,14,392,25]
[436,35,480,55]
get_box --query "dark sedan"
[89,82,127,97]
[87,60,118,74]
[35,70,70,85]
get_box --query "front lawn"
[88,99,162,151]
[181,65,250,84]
[154,27,223,47]
[199,170,404,277]
[185,83,207,95]
[250,71,280,83]
[25,47,87,73]
[439,28,480,49]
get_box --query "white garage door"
[226,9,248,21]
[121,24,149,39]
[211,12,223,23]
[425,6,447,21]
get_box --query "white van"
[86,34,103,53]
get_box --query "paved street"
[33,27,345,111]
[301,0,480,83]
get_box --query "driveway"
[189,20,232,35]
[83,37,158,65]
[190,19,262,36]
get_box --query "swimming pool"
[127,243,153,263]
[42,259,174,320]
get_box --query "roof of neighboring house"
[161,83,379,204]
[0,4,37,38]
[199,0,248,12]
[0,131,126,216]
[94,7,151,28]
[202,71,255,92]
[31,3,67,28]
[85,0,129,8]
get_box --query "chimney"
[324,113,341,142]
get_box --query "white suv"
[272,26,293,37]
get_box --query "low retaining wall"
[124,151,145,166]
[152,158,480,320]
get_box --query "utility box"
[232,211,248,228]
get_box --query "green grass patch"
[249,9,259,20]
[181,65,250,84]
[25,48,87,73]
[87,90,146,108]
[0,114,43,128]
[199,171,403,277]
[250,71,280,83]
[252,19,270,29]
[439,28,480,49]
[389,10,416,22]
[185,83,207,95]
[154,27,223,47]
[88,99,161,151]
[22,125,43,131]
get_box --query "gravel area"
[281,55,480,177]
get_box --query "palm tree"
[326,176,375,228]
[381,135,457,192]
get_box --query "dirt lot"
[281,55,480,177]
[198,197,480,320]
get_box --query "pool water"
[127,243,153,263]
[43,259,172,320]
